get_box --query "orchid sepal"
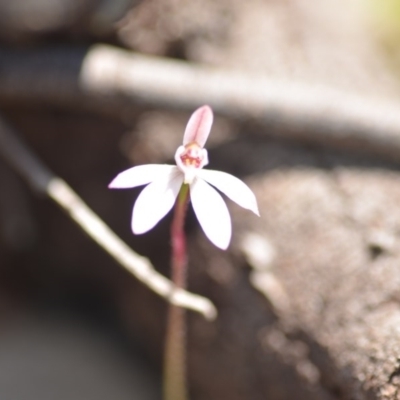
[109,105,259,250]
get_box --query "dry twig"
[0,116,217,320]
[1,45,400,160]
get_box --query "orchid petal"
[190,178,231,250]
[183,105,213,147]
[109,164,175,189]
[132,167,183,234]
[197,169,260,216]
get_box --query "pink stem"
[164,184,190,400]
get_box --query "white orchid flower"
[109,105,259,250]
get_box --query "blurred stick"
[0,116,217,321]
[2,45,400,161]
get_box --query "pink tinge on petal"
[174,145,209,184]
[183,105,214,148]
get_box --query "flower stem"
[164,184,190,400]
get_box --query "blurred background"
[1,1,400,399]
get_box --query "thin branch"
[2,45,400,161]
[0,116,217,321]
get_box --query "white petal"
[190,178,231,250]
[109,164,175,189]
[183,105,213,147]
[197,169,260,216]
[132,167,183,234]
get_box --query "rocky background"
[1,0,400,399]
